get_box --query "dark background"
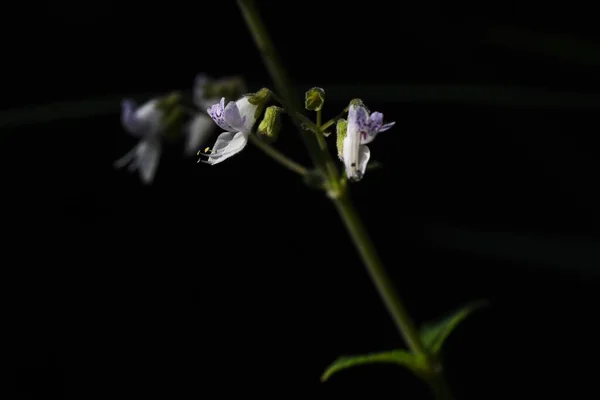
[8,1,600,398]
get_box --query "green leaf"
[321,350,427,382]
[420,299,488,355]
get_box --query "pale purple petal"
[353,105,369,132]
[368,112,384,130]
[121,99,144,136]
[379,121,395,132]
[361,112,395,144]
[207,98,236,132]
[222,101,246,132]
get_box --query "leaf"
[321,350,427,382]
[420,299,489,355]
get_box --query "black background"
[8,1,600,398]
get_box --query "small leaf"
[321,350,426,382]
[420,299,489,355]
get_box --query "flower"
[340,102,395,181]
[114,99,164,184]
[199,96,260,165]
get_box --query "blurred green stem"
[237,1,454,399]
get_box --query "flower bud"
[305,87,325,111]
[257,105,283,142]
[246,88,272,120]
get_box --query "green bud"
[246,88,272,120]
[336,118,348,159]
[257,106,283,142]
[305,87,325,111]
[349,98,369,113]
[247,87,272,105]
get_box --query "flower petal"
[184,114,215,156]
[234,96,259,132]
[342,122,361,180]
[355,145,370,180]
[379,121,396,132]
[354,105,370,132]
[368,112,384,130]
[223,100,246,132]
[136,139,161,184]
[121,99,144,136]
[206,131,250,165]
[207,98,236,132]
[361,112,395,144]
[134,100,162,137]
[114,145,137,169]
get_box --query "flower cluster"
[113,74,246,184]
[116,78,395,185]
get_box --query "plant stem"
[248,134,309,176]
[316,108,322,128]
[236,1,454,399]
[333,191,455,400]
[321,106,349,131]
[237,0,328,172]
[332,191,426,354]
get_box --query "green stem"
[429,373,455,400]
[236,1,454,399]
[237,0,327,171]
[332,191,426,354]
[316,108,323,128]
[321,106,349,131]
[333,191,455,400]
[248,134,309,176]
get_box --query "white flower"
[200,96,259,165]
[341,103,395,181]
[114,99,163,184]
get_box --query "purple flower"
[115,99,164,184]
[342,103,395,181]
[200,96,259,165]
